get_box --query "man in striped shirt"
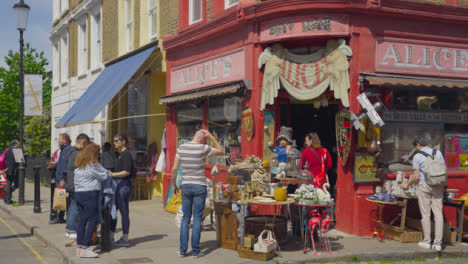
[171,129,224,258]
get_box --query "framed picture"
[353,152,380,183]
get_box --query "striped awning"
[360,73,468,89]
[159,80,250,104]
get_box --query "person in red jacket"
[301,132,332,189]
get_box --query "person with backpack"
[109,134,134,247]
[402,136,447,252]
[2,140,21,205]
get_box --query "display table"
[443,198,465,243]
[366,198,411,242]
[367,196,465,243]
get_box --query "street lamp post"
[14,0,30,206]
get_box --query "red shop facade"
[162,0,468,237]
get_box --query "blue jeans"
[75,191,100,248]
[110,179,131,235]
[180,184,207,256]
[66,196,78,232]
[3,175,18,203]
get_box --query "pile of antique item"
[210,128,334,261]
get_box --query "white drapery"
[258,39,352,111]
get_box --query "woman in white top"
[73,143,109,258]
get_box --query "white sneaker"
[68,233,77,239]
[432,243,442,251]
[80,248,98,258]
[418,241,432,249]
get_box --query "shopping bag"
[254,230,277,253]
[165,190,182,214]
[0,185,7,200]
[53,187,67,211]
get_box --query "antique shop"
[161,0,468,251]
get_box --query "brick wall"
[68,20,78,77]
[159,0,179,37]
[103,0,119,63]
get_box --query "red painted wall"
[165,0,468,237]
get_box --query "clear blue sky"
[0,0,52,71]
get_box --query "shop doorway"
[281,102,339,195]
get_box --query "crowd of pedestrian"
[0,130,448,258]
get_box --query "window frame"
[52,39,60,88]
[60,33,68,84]
[77,16,88,77]
[224,0,240,9]
[60,0,69,16]
[125,0,133,52]
[148,0,158,40]
[90,6,102,71]
[189,0,202,25]
[53,0,60,21]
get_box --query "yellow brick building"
[52,0,179,198]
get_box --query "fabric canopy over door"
[55,44,158,128]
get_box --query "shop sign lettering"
[260,15,349,43]
[383,111,468,124]
[170,49,245,93]
[376,40,468,78]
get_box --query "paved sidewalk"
[1,183,468,264]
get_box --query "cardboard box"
[405,217,455,244]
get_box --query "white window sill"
[78,72,87,80]
[189,19,202,26]
[90,66,102,75]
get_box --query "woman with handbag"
[74,143,109,258]
[301,132,332,189]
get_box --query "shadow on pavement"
[128,234,167,247]
[0,233,33,240]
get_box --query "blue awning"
[55,45,158,128]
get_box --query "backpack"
[0,148,10,170]
[418,149,447,186]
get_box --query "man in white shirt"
[402,136,445,251]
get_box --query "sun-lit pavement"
[0,208,64,264]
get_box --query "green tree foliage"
[0,43,51,157]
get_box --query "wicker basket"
[244,216,287,242]
[237,245,276,261]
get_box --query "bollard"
[100,205,112,252]
[49,167,56,221]
[18,162,25,205]
[33,166,41,213]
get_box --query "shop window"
[380,87,468,169]
[207,96,242,165]
[225,0,240,9]
[148,0,158,39]
[381,123,444,166]
[177,102,203,146]
[127,80,148,152]
[189,0,202,25]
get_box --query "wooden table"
[366,198,412,242]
